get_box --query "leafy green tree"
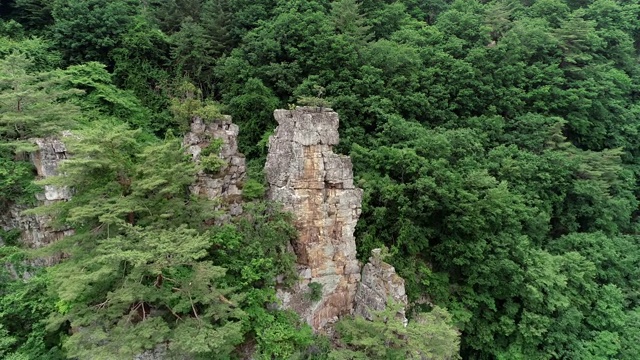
[110,15,173,133]
[207,202,312,358]
[170,18,219,94]
[62,61,153,129]
[526,0,571,27]
[484,0,515,43]
[366,2,412,40]
[223,0,278,41]
[0,155,39,206]
[330,0,372,45]
[0,36,61,71]
[225,78,279,156]
[0,272,66,360]
[168,81,224,133]
[0,324,15,358]
[620,307,640,360]
[436,0,491,49]
[200,0,234,57]
[10,0,54,33]
[0,52,80,146]
[399,0,452,24]
[50,0,138,64]
[147,0,204,34]
[215,0,336,102]
[351,109,637,358]
[147,0,232,96]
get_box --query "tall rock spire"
[265,106,363,331]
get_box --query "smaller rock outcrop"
[183,116,246,216]
[31,137,73,203]
[354,249,408,325]
[0,137,73,254]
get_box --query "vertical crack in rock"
[183,116,246,218]
[265,106,363,331]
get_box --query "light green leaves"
[0,51,81,142]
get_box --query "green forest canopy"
[2,0,640,359]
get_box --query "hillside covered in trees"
[2,0,640,359]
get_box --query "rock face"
[0,137,73,256]
[265,107,363,331]
[2,117,247,248]
[183,116,246,216]
[354,249,408,325]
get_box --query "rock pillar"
[265,106,362,331]
[183,116,246,216]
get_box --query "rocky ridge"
[355,248,408,326]
[1,109,408,337]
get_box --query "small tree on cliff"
[330,301,460,359]
[168,80,224,133]
[296,84,331,109]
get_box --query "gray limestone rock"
[354,249,408,326]
[0,137,73,255]
[183,116,246,213]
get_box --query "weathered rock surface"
[2,117,247,248]
[354,249,408,325]
[183,116,246,215]
[0,137,73,256]
[265,106,363,331]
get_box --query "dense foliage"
[3,0,640,358]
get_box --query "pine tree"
[330,0,372,45]
[32,121,243,358]
[56,225,244,359]
[0,51,81,150]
